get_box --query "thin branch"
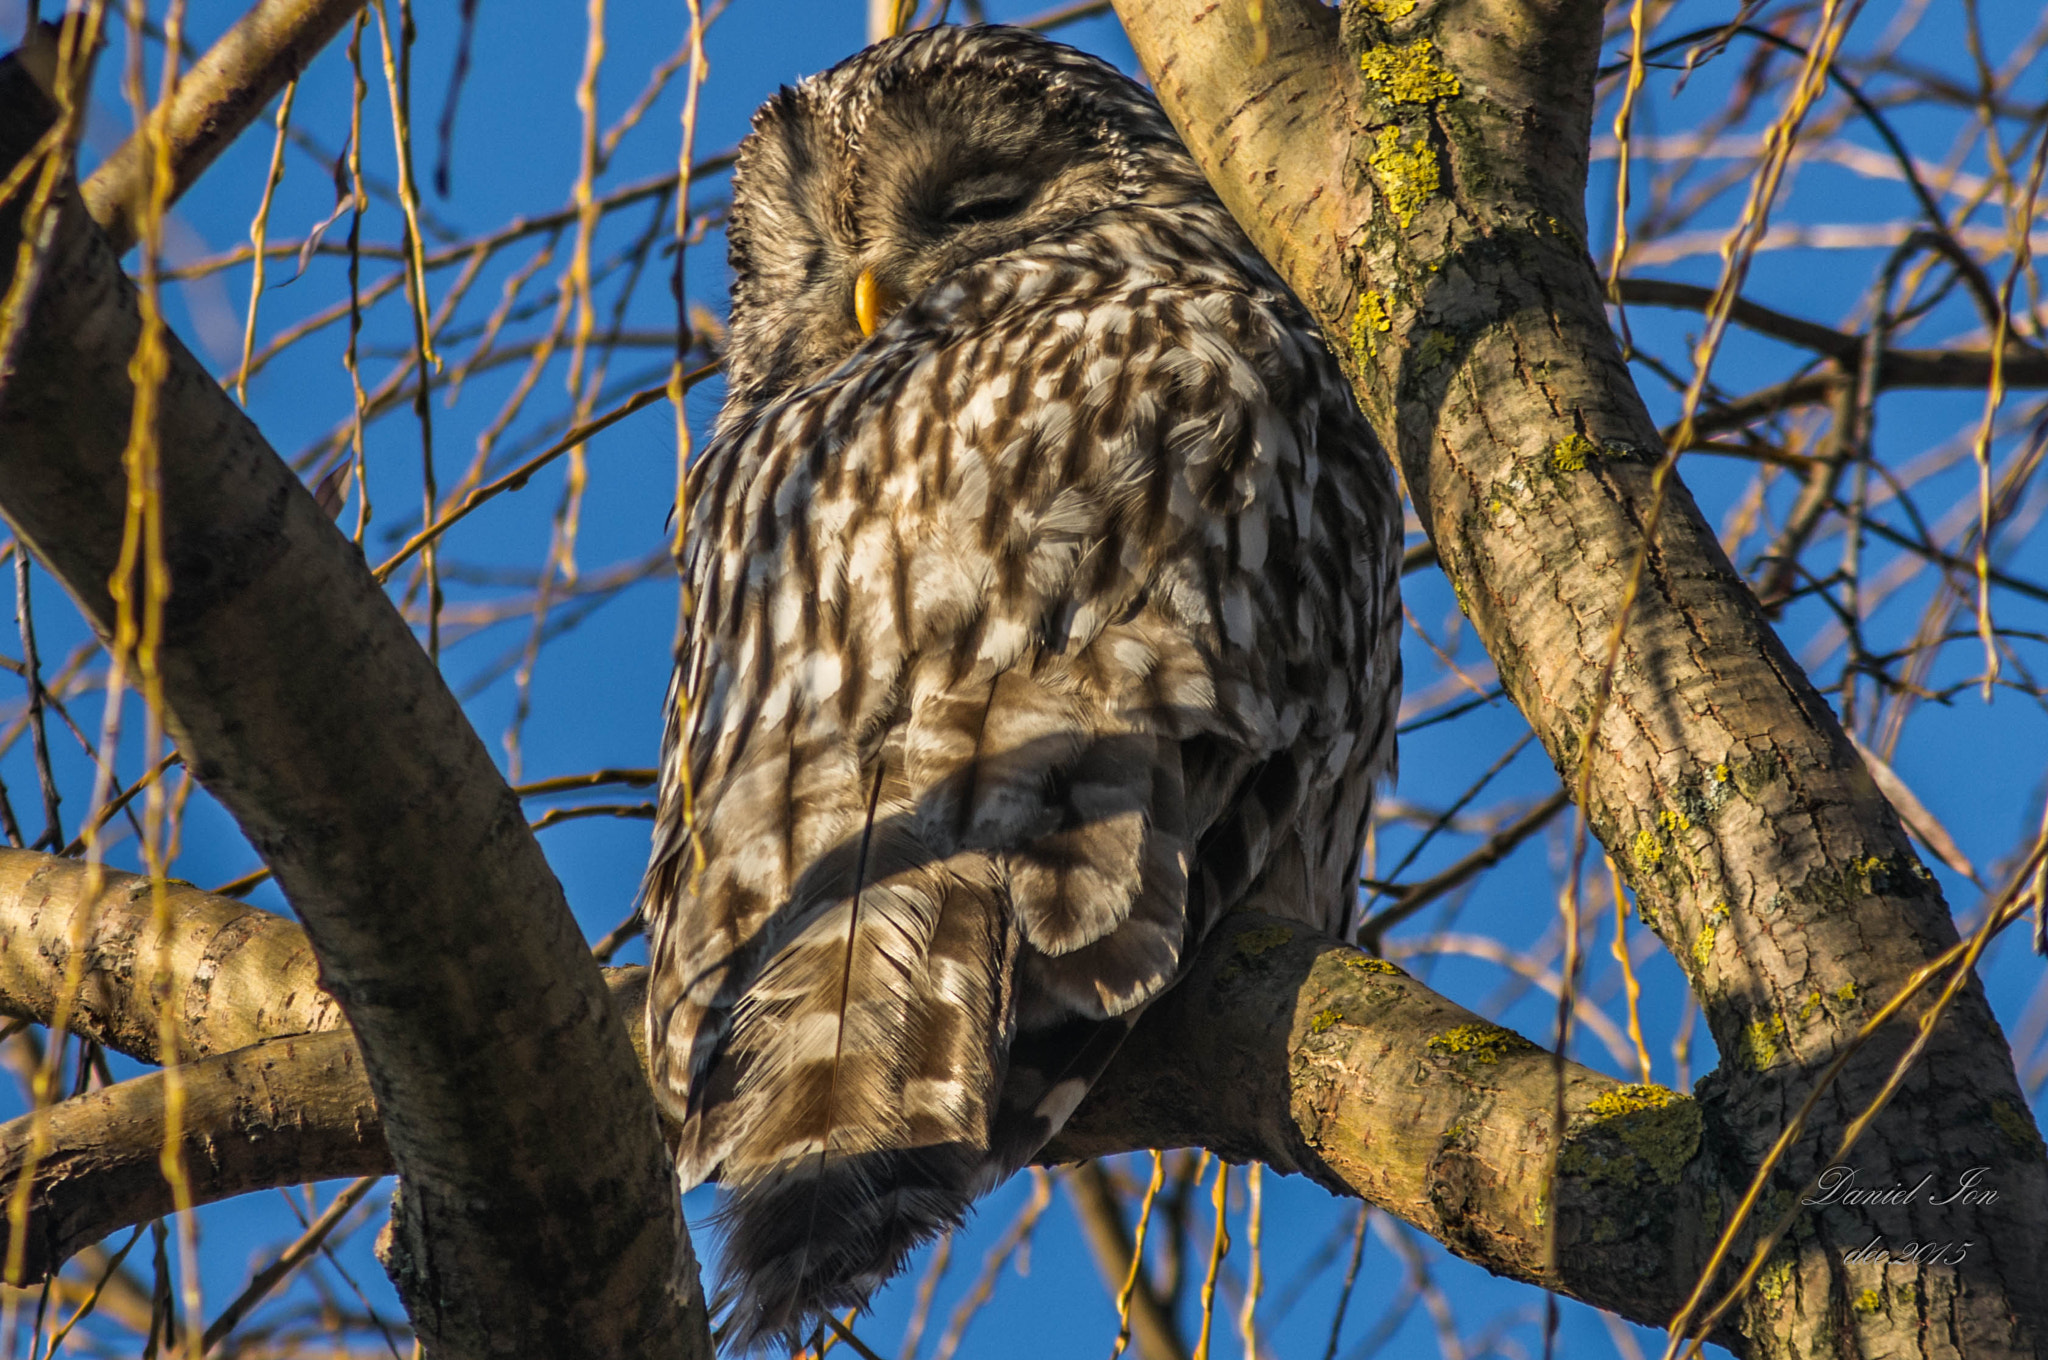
[83,0,368,253]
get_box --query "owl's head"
[718,25,1200,417]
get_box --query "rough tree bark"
[0,55,707,1360]
[1107,0,2048,1354]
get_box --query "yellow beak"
[853,269,902,338]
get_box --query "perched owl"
[640,25,1402,1351]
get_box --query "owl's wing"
[641,279,1398,1350]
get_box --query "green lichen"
[1415,328,1456,372]
[1369,125,1439,229]
[1358,38,1461,104]
[1778,853,1932,917]
[1218,923,1295,982]
[1852,1289,1883,1315]
[1726,751,1785,801]
[1236,924,1294,957]
[1560,1083,1702,1186]
[1739,1014,1788,1071]
[1427,1022,1534,1065]
[1351,290,1392,363]
[1990,1097,2048,1160]
[1309,1006,1345,1036]
[1631,829,1663,876]
[1451,578,1471,618]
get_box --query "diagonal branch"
[1107,0,2048,1352]
[81,0,367,254]
[0,72,704,1359]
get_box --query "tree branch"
[1108,0,2048,1352]
[1618,277,2048,393]
[0,855,1734,1341]
[1061,1162,1188,1360]
[0,1032,388,1283]
[0,71,704,1359]
[81,0,367,255]
[0,850,342,1061]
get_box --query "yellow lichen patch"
[1631,829,1663,876]
[1739,1014,1787,1070]
[1712,762,1731,784]
[1217,922,1296,981]
[1344,954,1403,976]
[1235,923,1294,957]
[1308,1006,1345,1036]
[1364,0,1417,17]
[1427,1021,1532,1064]
[1657,809,1690,834]
[1564,1083,1702,1186]
[1691,919,1716,971]
[1756,1257,1794,1303]
[1369,125,1439,229]
[1547,433,1600,473]
[1798,991,1824,1022]
[1358,39,1460,105]
[1351,289,1392,363]
[1833,980,1858,1004]
[1583,1083,1671,1116]
[1853,1289,1883,1315]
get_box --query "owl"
[640,25,1402,1351]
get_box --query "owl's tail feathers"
[702,849,1020,1354]
[709,1144,981,1354]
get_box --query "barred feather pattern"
[640,25,1402,1353]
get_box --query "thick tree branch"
[1108,0,2048,1353]
[0,73,703,1359]
[0,849,656,1069]
[81,0,366,254]
[0,856,1734,1341]
[0,851,341,1060]
[0,1032,387,1282]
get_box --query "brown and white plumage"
[640,25,1402,1352]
